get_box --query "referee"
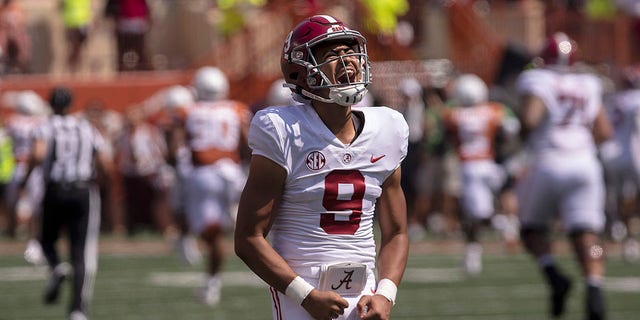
[21,86,113,320]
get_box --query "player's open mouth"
[336,68,356,84]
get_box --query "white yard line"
[2,265,638,294]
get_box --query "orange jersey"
[442,102,505,161]
[180,100,250,166]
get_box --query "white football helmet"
[192,66,229,101]
[15,90,44,115]
[164,85,194,110]
[452,74,488,107]
[266,78,294,106]
[399,77,423,98]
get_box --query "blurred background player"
[442,73,520,275]
[114,106,176,239]
[3,90,48,265]
[78,100,124,234]
[160,84,202,266]
[599,65,640,263]
[169,66,251,306]
[397,77,428,241]
[515,32,612,320]
[414,83,459,237]
[23,86,114,320]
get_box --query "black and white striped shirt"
[36,115,107,184]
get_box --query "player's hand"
[356,294,392,320]
[301,289,349,320]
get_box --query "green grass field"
[1,235,639,320]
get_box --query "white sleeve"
[392,108,409,165]
[33,122,49,141]
[248,109,288,170]
[516,70,546,97]
[93,128,110,156]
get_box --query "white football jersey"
[249,103,408,269]
[516,68,603,156]
[600,89,640,168]
[516,68,606,233]
[6,114,44,162]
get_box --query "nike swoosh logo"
[370,155,386,163]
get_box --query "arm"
[19,137,46,191]
[234,155,292,291]
[238,109,252,164]
[357,167,409,320]
[95,141,118,206]
[592,106,613,145]
[166,122,186,167]
[234,155,348,319]
[96,147,115,183]
[518,94,546,141]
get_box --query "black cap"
[49,86,73,114]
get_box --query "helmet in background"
[281,15,370,106]
[452,74,488,107]
[164,85,194,111]
[266,78,294,106]
[399,77,423,99]
[538,32,578,67]
[192,66,229,101]
[15,90,44,115]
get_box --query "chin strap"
[328,84,367,106]
[285,83,367,107]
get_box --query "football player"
[599,66,640,262]
[162,85,203,266]
[4,90,48,265]
[235,15,409,320]
[170,66,251,306]
[515,32,612,320]
[442,73,520,275]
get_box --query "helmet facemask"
[287,32,371,106]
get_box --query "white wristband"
[375,278,397,305]
[285,276,315,305]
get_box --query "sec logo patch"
[306,151,326,170]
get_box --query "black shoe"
[44,263,70,304]
[586,285,605,320]
[550,273,572,318]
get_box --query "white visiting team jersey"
[516,68,602,156]
[599,89,640,214]
[249,102,408,270]
[5,114,45,162]
[515,67,606,232]
[600,89,640,172]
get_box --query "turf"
[0,236,639,320]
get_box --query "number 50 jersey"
[248,103,408,270]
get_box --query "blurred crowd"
[0,0,155,75]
